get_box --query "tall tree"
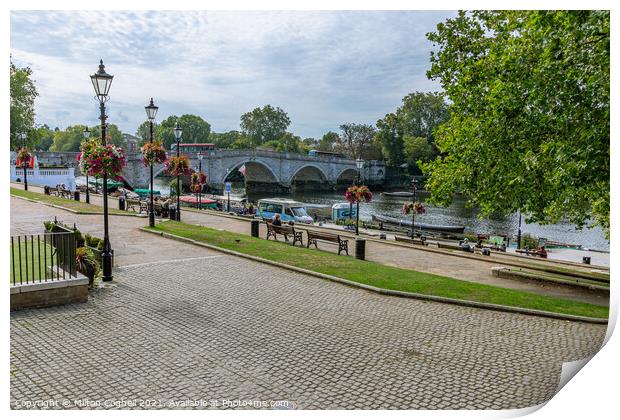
[156,114,211,149]
[374,113,404,166]
[209,130,244,149]
[335,123,379,160]
[90,124,126,149]
[33,124,54,151]
[49,125,89,152]
[135,120,159,145]
[422,10,610,236]
[240,105,290,147]
[10,62,38,149]
[317,131,339,152]
[403,136,433,174]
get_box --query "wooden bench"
[266,222,303,246]
[437,242,473,252]
[153,203,169,218]
[306,230,349,255]
[58,188,72,199]
[395,235,427,246]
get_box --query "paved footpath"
[9,195,609,409]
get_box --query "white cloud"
[10,10,454,137]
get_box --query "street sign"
[225,182,232,193]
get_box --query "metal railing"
[10,232,78,286]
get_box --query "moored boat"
[371,213,466,233]
[381,191,414,197]
[179,195,217,209]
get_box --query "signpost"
[225,182,231,212]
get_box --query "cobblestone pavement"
[11,255,607,410]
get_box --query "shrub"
[521,234,539,249]
[75,247,100,287]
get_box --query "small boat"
[542,240,582,250]
[134,188,161,198]
[179,195,217,209]
[382,191,414,197]
[371,214,466,234]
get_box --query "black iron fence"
[10,231,78,286]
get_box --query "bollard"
[583,256,591,265]
[73,191,80,201]
[169,206,177,220]
[118,196,126,211]
[251,220,260,237]
[355,238,366,260]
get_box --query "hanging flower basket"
[78,139,126,179]
[191,171,207,185]
[140,141,167,166]
[402,201,426,215]
[345,185,373,204]
[190,183,203,194]
[166,156,191,177]
[16,147,32,167]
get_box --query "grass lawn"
[147,221,609,319]
[10,238,55,284]
[11,187,132,215]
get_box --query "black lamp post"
[355,158,364,236]
[18,132,28,191]
[198,153,203,210]
[410,179,418,239]
[145,98,159,227]
[82,127,91,203]
[90,59,114,282]
[173,122,183,221]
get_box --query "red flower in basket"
[16,147,32,167]
[78,139,126,179]
[191,171,207,185]
[345,185,373,203]
[141,141,167,166]
[166,156,191,177]
[190,183,203,194]
[402,201,426,215]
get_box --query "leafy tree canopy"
[374,92,449,168]
[404,136,433,175]
[10,62,38,149]
[156,114,211,150]
[135,120,159,146]
[209,130,245,149]
[49,124,125,152]
[240,105,291,147]
[317,131,340,152]
[335,123,381,160]
[422,10,609,236]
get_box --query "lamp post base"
[101,251,113,282]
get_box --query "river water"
[138,177,610,252]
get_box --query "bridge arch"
[336,168,358,184]
[223,159,279,184]
[288,164,329,184]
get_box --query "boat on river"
[381,191,414,197]
[371,214,466,234]
[179,195,217,209]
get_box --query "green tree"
[317,131,339,152]
[335,123,380,160]
[229,136,253,150]
[209,130,244,149]
[404,136,433,174]
[398,92,449,144]
[135,120,159,145]
[374,113,404,166]
[240,105,291,147]
[90,124,126,149]
[49,125,89,152]
[10,62,38,149]
[422,10,610,235]
[33,124,54,151]
[156,114,211,150]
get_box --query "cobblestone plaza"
[11,254,607,409]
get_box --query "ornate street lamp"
[355,158,364,236]
[18,132,28,191]
[410,179,418,239]
[90,59,114,282]
[82,126,91,203]
[145,98,159,227]
[173,122,183,221]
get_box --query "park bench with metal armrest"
[266,222,304,246]
[126,198,142,213]
[306,230,349,255]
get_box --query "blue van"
[257,198,314,224]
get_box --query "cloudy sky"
[10,10,455,138]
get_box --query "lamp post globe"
[90,59,114,282]
[82,126,91,203]
[145,98,159,227]
[173,122,183,221]
[18,132,28,191]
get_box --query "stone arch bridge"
[32,149,386,192]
